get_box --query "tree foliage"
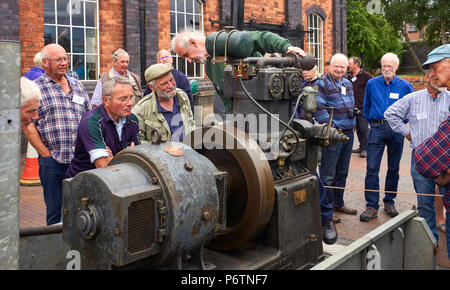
[381,0,449,46]
[347,0,404,71]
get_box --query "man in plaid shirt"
[415,116,450,259]
[414,44,450,260]
[415,116,450,200]
[23,44,92,225]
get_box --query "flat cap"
[422,44,450,69]
[145,63,173,82]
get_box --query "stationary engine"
[62,29,348,270]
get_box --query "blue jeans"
[410,151,447,246]
[38,156,69,225]
[364,123,404,209]
[315,171,333,224]
[319,131,354,209]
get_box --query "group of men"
[20,43,196,226]
[298,44,449,257]
[20,29,449,258]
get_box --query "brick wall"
[302,0,334,69]
[244,0,285,25]
[204,0,220,36]
[18,0,44,76]
[1,0,20,41]
[157,0,171,51]
[402,76,427,91]
[98,0,123,74]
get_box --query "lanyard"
[326,73,351,110]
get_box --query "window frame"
[307,13,324,75]
[170,0,204,78]
[43,0,100,81]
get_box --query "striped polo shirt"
[66,105,139,178]
[384,89,449,148]
[314,73,356,132]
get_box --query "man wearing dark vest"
[91,49,142,107]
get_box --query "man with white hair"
[20,77,41,130]
[91,48,142,107]
[171,30,306,117]
[384,44,449,249]
[24,52,45,80]
[314,53,357,244]
[359,53,413,222]
[23,43,92,225]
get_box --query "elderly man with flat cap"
[385,44,449,248]
[132,64,195,143]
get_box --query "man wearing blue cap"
[384,44,449,249]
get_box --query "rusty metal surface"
[63,142,220,269]
[184,125,275,250]
[113,143,220,268]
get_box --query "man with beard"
[66,77,140,178]
[359,53,413,222]
[143,49,193,108]
[385,44,449,249]
[132,63,195,143]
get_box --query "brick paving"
[339,139,449,268]
[18,139,449,268]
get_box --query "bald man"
[23,43,92,225]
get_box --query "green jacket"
[132,88,195,143]
[205,31,292,112]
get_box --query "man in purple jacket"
[66,76,139,178]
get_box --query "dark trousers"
[38,156,69,225]
[315,171,333,224]
[364,123,404,209]
[319,132,354,209]
[355,113,369,151]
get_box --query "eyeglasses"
[159,55,171,60]
[47,57,68,63]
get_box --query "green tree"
[347,0,404,72]
[382,0,449,46]
[381,0,449,73]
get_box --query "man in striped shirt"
[23,44,92,225]
[384,44,449,244]
[315,53,357,236]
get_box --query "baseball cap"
[422,44,450,69]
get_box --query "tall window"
[307,13,324,75]
[44,0,99,81]
[170,0,204,78]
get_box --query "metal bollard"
[0,40,21,269]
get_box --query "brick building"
[2,0,347,92]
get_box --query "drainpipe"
[139,0,147,86]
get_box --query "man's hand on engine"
[287,46,306,57]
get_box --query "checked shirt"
[35,73,92,164]
[414,116,450,209]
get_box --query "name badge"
[72,95,85,105]
[351,77,357,82]
[341,86,347,95]
[416,112,427,120]
[389,93,399,99]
